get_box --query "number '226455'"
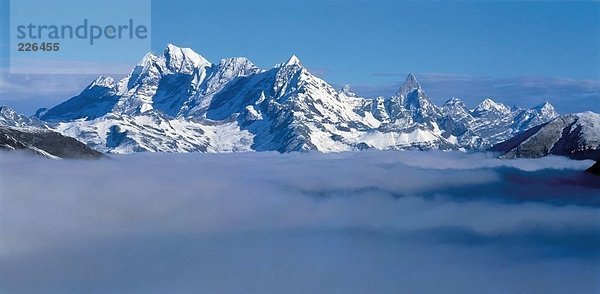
[17,43,60,51]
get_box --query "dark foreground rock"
[0,127,102,159]
[491,112,600,160]
[586,160,600,176]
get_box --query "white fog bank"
[0,151,598,293]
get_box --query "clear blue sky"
[150,0,600,83]
[1,0,599,114]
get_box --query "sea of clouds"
[0,151,599,293]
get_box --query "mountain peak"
[478,98,506,109]
[0,105,44,128]
[340,85,357,97]
[0,105,15,115]
[533,101,553,110]
[215,57,259,75]
[444,97,463,105]
[480,98,496,105]
[474,98,510,114]
[136,52,157,67]
[396,73,422,98]
[284,54,302,66]
[443,97,467,109]
[163,43,211,69]
[88,76,115,89]
[533,101,558,117]
[219,56,251,65]
[30,44,570,154]
[406,73,418,84]
[165,43,179,50]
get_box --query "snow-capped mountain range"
[2,44,567,154]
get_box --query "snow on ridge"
[5,45,576,155]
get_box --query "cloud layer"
[0,151,599,293]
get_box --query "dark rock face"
[491,113,600,161]
[587,160,600,175]
[0,127,102,159]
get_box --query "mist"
[0,151,599,293]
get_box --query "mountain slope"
[1,105,102,159]
[206,55,409,152]
[52,111,253,154]
[0,106,45,128]
[445,99,559,150]
[38,47,461,153]
[491,112,600,160]
[40,44,260,121]
[0,127,102,159]
[28,44,563,154]
[386,73,443,126]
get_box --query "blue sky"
[150,0,600,82]
[0,0,599,114]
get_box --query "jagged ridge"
[6,44,567,154]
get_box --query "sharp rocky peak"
[531,101,558,118]
[219,56,253,66]
[0,105,14,113]
[0,105,44,128]
[0,105,17,119]
[163,43,211,70]
[533,101,555,111]
[25,44,573,155]
[340,85,357,97]
[284,54,302,67]
[444,97,465,106]
[87,76,116,89]
[396,73,422,98]
[442,97,469,111]
[475,98,510,114]
[137,52,157,66]
[215,57,259,74]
